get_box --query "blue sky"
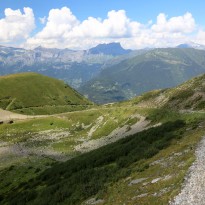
[0,0,205,49]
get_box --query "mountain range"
[80,47,205,103]
[176,42,205,49]
[1,42,205,105]
[0,43,135,89]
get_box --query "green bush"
[196,101,205,109]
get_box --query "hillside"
[1,74,205,204]
[80,48,205,104]
[3,120,188,205]
[130,73,205,111]
[0,72,92,115]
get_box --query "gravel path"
[170,136,205,205]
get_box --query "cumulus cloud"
[0,7,35,42]
[70,10,141,38]
[25,8,199,49]
[121,12,197,49]
[25,8,142,49]
[1,6,202,49]
[37,7,79,39]
[151,12,195,33]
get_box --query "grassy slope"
[1,105,205,204]
[0,104,143,203]
[2,112,205,205]
[1,74,205,204]
[0,72,92,114]
[1,120,186,204]
[0,105,141,158]
[130,73,205,110]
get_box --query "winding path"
[170,136,205,205]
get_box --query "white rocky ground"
[0,109,152,160]
[75,115,151,153]
[170,136,205,205]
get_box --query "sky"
[0,0,205,50]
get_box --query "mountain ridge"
[0,43,135,88]
[80,47,205,104]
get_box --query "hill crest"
[0,72,92,115]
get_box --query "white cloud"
[72,10,142,38]
[1,6,203,49]
[0,7,35,42]
[121,12,197,49]
[35,7,79,39]
[151,12,195,33]
[25,8,142,49]
[25,8,199,49]
[195,30,205,45]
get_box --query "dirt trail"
[0,109,31,121]
[0,108,99,122]
[0,109,49,122]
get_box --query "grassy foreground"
[1,108,205,204]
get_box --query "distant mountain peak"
[89,42,132,56]
[176,42,205,50]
